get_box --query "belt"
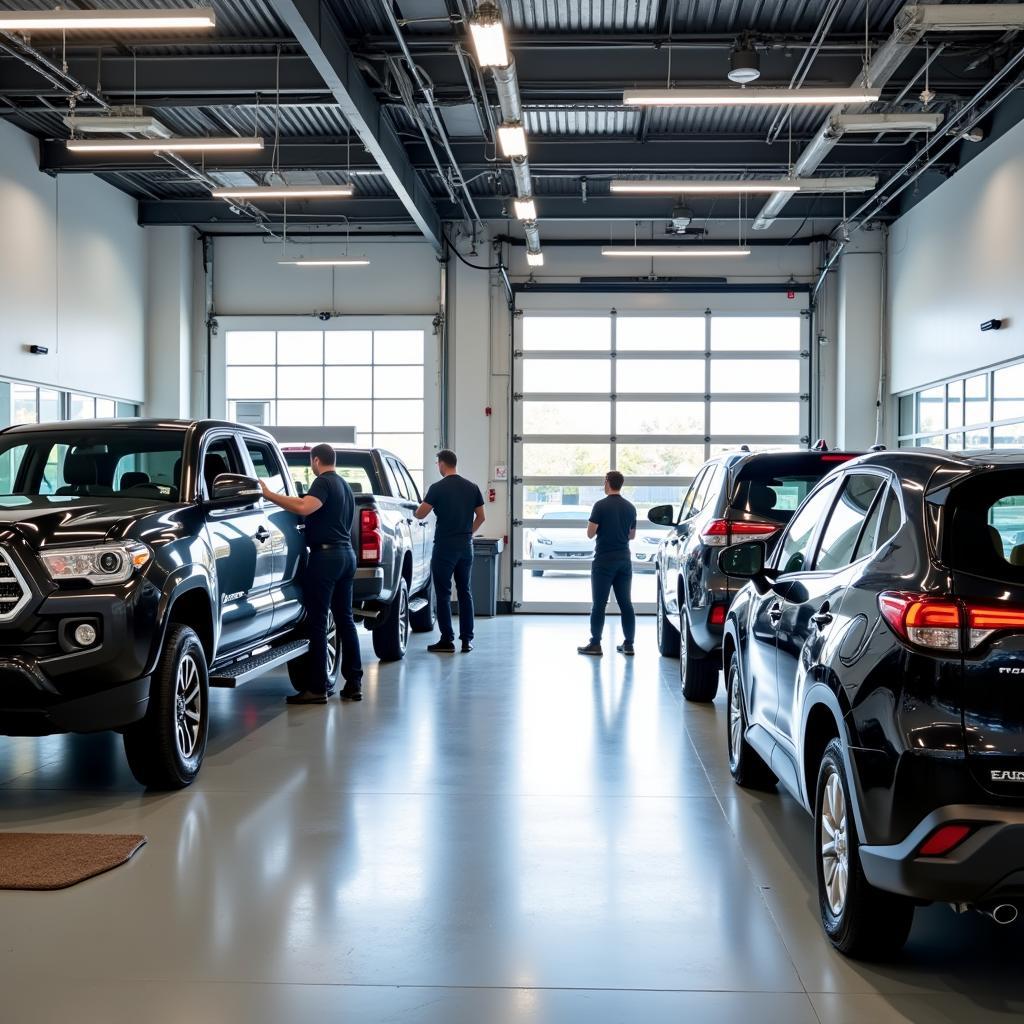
[309,542,348,551]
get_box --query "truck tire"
[373,577,410,661]
[680,612,719,702]
[656,581,681,657]
[287,608,341,693]
[123,624,209,789]
[410,580,436,633]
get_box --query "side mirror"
[295,480,306,497]
[719,540,767,579]
[207,473,261,508]
[648,504,674,527]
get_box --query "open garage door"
[512,297,811,613]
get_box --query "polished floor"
[1,617,1022,1023]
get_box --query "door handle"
[255,526,271,543]
[768,603,783,626]
[811,605,833,629]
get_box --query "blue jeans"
[432,543,474,643]
[304,546,362,694]
[589,556,635,646]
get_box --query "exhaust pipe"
[982,903,1019,925]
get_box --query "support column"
[145,226,193,418]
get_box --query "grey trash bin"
[471,536,505,617]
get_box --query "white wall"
[888,114,1024,398]
[145,227,194,417]
[0,118,146,403]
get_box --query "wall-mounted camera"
[981,318,1004,332]
[27,344,49,355]
[317,311,332,322]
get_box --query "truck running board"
[209,638,310,688]
[408,596,428,614]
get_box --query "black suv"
[0,419,333,789]
[648,448,857,701]
[721,449,1024,957]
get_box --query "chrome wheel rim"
[656,590,664,644]
[678,615,687,683]
[820,767,850,916]
[399,588,409,650]
[174,653,202,761]
[728,668,743,770]
[326,611,337,677]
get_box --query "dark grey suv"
[648,448,859,701]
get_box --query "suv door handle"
[811,605,833,629]
[254,525,271,543]
[768,603,783,626]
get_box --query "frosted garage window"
[325,331,372,364]
[226,331,275,364]
[523,317,611,352]
[277,332,323,365]
[616,317,704,351]
[711,317,801,351]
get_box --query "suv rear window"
[731,454,851,524]
[946,472,1024,580]
[283,450,378,495]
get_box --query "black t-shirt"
[305,471,355,547]
[589,494,637,559]
[424,474,484,548]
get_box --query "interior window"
[245,439,287,495]
[815,475,885,571]
[775,479,840,575]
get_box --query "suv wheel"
[656,582,680,657]
[287,608,341,693]
[815,738,914,959]
[679,613,719,702]
[410,579,437,633]
[123,624,209,789]
[373,577,410,661]
[726,654,776,789]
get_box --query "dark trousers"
[432,543,474,643]
[589,556,636,645]
[304,546,362,694]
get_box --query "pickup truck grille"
[0,548,30,622]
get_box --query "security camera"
[317,311,332,322]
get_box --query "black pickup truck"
[0,418,353,788]
[281,446,436,659]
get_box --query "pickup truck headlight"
[40,542,152,585]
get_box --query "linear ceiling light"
[0,8,215,30]
[514,197,537,220]
[497,123,528,158]
[277,259,371,267]
[211,184,354,199]
[66,136,264,153]
[610,176,876,194]
[602,247,751,257]
[468,1,508,68]
[63,114,171,136]
[897,4,1024,32]
[623,87,881,106]
[526,251,544,267]
[831,112,943,133]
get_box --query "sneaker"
[286,690,328,705]
[428,640,457,654]
[577,642,603,656]
[461,641,473,653]
[616,642,635,656]
[339,683,363,702]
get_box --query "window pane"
[227,366,275,399]
[965,374,991,426]
[12,384,37,424]
[277,366,323,400]
[776,479,839,574]
[965,428,991,449]
[616,317,704,352]
[40,390,60,423]
[523,359,610,393]
[616,444,705,477]
[815,475,884,571]
[372,399,423,433]
[994,364,1024,423]
[616,359,704,393]
[616,402,703,435]
[325,331,372,364]
[994,421,1024,448]
[69,394,94,419]
[711,317,801,351]
[523,443,610,476]
[523,317,610,351]
[324,399,372,436]
[226,331,275,364]
[947,432,965,451]
[522,401,611,434]
[96,398,115,418]
[374,365,424,399]
[372,433,423,471]
[710,401,800,436]
[915,434,944,448]
[917,385,945,433]
[277,331,323,365]
[325,366,372,400]
[373,330,424,364]
[277,400,323,426]
[947,379,964,430]
[710,359,800,393]
[228,400,273,426]
[898,395,914,436]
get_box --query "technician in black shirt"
[414,449,485,653]
[578,471,637,657]
[260,443,363,703]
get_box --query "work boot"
[428,640,457,653]
[577,641,603,657]
[616,642,635,656]
[339,682,362,702]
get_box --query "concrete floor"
[1,616,1022,1023]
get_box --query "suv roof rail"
[811,438,830,451]
[869,443,887,452]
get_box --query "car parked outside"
[525,508,594,576]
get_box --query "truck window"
[387,458,410,500]
[397,461,421,502]
[201,437,244,499]
[381,458,403,498]
[283,450,375,495]
[245,439,288,495]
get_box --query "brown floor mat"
[0,833,146,890]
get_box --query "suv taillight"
[879,592,1024,651]
[360,508,382,564]
[701,519,778,548]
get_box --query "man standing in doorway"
[578,471,637,657]
[414,450,486,653]
[260,443,363,703]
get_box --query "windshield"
[945,471,1024,582]
[731,454,852,524]
[0,430,186,502]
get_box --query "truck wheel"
[287,608,341,693]
[373,578,410,662]
[680,612,719,702]
[815,739,914,959]
[656,582,681,657]
[726,654,776,789]
[123,624,209,789]
[410,581,436,633]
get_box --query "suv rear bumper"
[860,804,1024,903]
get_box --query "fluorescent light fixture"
[63,114,170,137]
[468,1,508,68]
[514,197,537,220]
[610,176,876,194]
[67,136,264,153]
[623,87,881,106]
[497,123,528,158]
[0,8,216,30]
[897,4,1024,32]
[602,247,751,257]
[831,112,942,133]
[277,259,371,267]
[211,184,354,200]
[526,251,544,267]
